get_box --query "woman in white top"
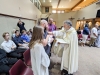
[29,26,50,75]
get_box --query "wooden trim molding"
[71,0,84,10]
[0,13,36,21]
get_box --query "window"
[57,11,60,13]
[52,10,56,13]
[45,7,49,12]
[52,10,65,13]
[61,11,64,13]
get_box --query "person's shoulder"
[35,43,43,48]
[9,40,13,42]
[1,41,6,46]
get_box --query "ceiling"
[40,0,98,12]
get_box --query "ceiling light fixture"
[50,0,52,2]
[84,0,86,1]
[69,0,71,1]
[43,0,45,2]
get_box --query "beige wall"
[0,0,41,20]
[0,15,35,45]
[49,12,78,28]
[49,3,100,28]
[0,0,42,45]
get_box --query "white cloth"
[48,35,53,46]
[1,40,16,53]
[82,34,88,43]
[95,30,100,48]
[90,27,98,38]
[52,27,78,74]
[30,43,50,75]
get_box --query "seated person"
[12,29,16,39]
[13,30,29,49]
[21,30,30,42]
[1,32,25,59]
[0,48,18,75]
[27,31,32,40]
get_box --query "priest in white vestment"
[49,20,78,75]
[29,26,50,75]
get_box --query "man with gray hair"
[89,24,98,47]
[49,20,78,75]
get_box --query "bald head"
[95,24,98,28]
[49,18,53,24]
[40,20,48,28]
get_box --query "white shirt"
[1,40,16,53]
[90,27,98,38]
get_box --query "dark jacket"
[17,22,26,33]
[83,27,89,35]
[13,35,24,47]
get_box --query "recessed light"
[84,0,86,1]
[50,0,52,2]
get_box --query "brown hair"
[2,32,9,38]
[22,30,26,33]
[29,26,43,49]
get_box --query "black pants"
[7,49,26,58]
[0,58,18,74]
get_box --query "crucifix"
[69,16,75,21]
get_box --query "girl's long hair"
[29,26,43,49]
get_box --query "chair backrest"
[23,49,31,64]
[9,59,27,75]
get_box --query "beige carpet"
[50,46,100,75]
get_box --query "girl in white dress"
[29,26,50,75]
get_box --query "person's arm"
[13,38,20,46]
[11,41,17,49]
[93,33,98,37]
[23,22,25,25]
[1,44,12,53]
[17,23,19,27]
[93,29,98,37]
[42,35,50,46]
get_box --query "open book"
[56,38,67,44]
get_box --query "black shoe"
[61,69,68,75]
[67,74,73,75]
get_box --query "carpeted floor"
[50,46,100,75]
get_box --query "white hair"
[40,20,48,25]
[64,20,72,26]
